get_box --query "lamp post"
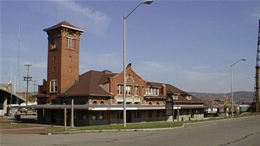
[5,68,16,116]
[230,58,246,118]
[123,0,153,127]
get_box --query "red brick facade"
[35,21,205,126]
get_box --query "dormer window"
[172,95,178,100]
[186,95,192,100]
[145,87,159,95]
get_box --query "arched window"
[93,101,97,104]
[156,102,159,105]
[149,102,152,105]
[69,66,72,72]
[100,101,105,105]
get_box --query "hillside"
[189,91,254,104]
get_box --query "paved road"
[1,116,260,146]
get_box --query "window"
[156,110,160,117]
[186,96,192,100]
[149,111,153,117]
[67,34,74,49]
[134,86,139,95]
[117,111,123,119]
[146,87,159,95]
[117,85,123,94]
[93,101,97,104]
[50,79,58,92]
[99,112,104,120]
[53,56,55,61]
[137,111,141,118]
[51,37,59,49]
[69,66,72,72]
[100,101,105,105]
[69,56,72,61]
[126,85,131,95]
[52,66,55,72]
[92,112,96,120]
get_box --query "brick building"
[34,21,205,126]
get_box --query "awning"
[12,104,207,111]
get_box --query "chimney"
[162,84,166,96]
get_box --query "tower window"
[50,79,58,92]
[69,56,72,61]
[53,56,55,61]
[52,66,55,72]
[69,66,72,72]
[67,34,74,49]
[52,37,59,49]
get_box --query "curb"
[40,125,185,135]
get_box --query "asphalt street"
[1,116,260,146]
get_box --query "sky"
[1,0,260,94]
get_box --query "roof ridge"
[43,21,85,32]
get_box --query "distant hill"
[189,91,254,104]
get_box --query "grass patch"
[75,122,184,131]
[44,122,184,133]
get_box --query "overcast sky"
[1,0,260,94]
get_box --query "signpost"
[165,96,173,119]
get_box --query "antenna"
[17,25,21,91]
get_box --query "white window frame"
[134,86,139,95]
[67,34,74,49]
[50,79,58,92]
[126,85,131,95]
[117,85,123,95]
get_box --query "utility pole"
[32,80,37,94]
[255,19,260,112]
[24,64,32,108]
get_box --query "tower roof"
[43,21,85,32]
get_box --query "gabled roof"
[146,81,163,88]
[159,83,203,103]
[99,71,117,84]
[43,21,85,32]
[60,70,112,97]
[165,83,187,95]
[111,66,146,83]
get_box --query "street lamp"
[5,69,16,116]
[123,0,153,127]
[230,58,246,118]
